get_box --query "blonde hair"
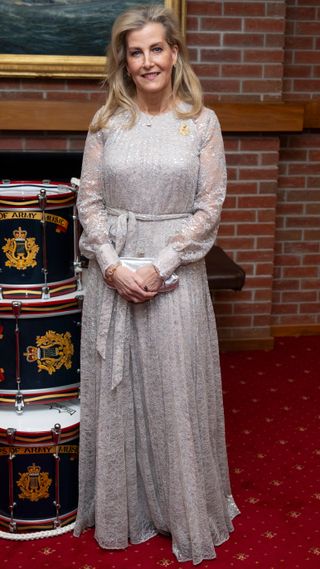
[90,4,203,131]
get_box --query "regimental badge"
[2,226,39,270]
[179,123,190,136]
[17,463,52,502]
[24,330,74,375]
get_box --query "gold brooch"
[179,123,190,136]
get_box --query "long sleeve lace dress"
[73,105,240,564]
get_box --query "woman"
[74,4,239,564]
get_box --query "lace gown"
[73,105,240,564]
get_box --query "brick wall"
[0,0,319,347]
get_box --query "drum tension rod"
[12,301,24,414]
[52,423,62,528]
[38,189,50,299]
[6,428,17,532]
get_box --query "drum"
[0,181,82,299]
[0,400,79,535]
[0,292,82,411]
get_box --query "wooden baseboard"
[271,324,320,337]
[219,336,274,352]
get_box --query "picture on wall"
[0,0,186,78]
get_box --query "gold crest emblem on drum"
[24,331,74,375]
[17,463,52,502]
[2,226,39,270]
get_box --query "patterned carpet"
[1,336,319,568]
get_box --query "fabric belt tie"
[105,206,190,255]
[97,207,190,390]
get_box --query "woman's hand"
[110,265,157,303]
[135,265,163,293]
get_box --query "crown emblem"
[17,463,52,502]
[24,330,74,375]
[2,226,39,270]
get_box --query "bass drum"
[0,181,81,299]
[0,400,80,536]
[0,292,82,410]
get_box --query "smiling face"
[126,22,178,106]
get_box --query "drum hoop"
[0,297,82,317]
[0,278,79,300]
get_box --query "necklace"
[138,100,173,127]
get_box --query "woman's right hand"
[110,265,157,303]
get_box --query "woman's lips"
[142,72,160,80]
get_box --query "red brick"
[274,254,302,267]
[237,223,274,236]
[261,153,279,165]
[267,2,286,18]
[286,7,317,20]
[217,224,236,237]
[283,267,318,278]
[0,137,24,150]
[296,21,320,35]
[238,196,276,208]
[281,291,317,303]
[294,79,320,92]
[25,138,67,151]
[222,210,256,222]
[264,65,283,78]
[244,50,284,63]
[237,302,271,314]
[286,216,320,228]
[265,34,285,48]
[305,203,320,215]
[241,138,279,151]
[226,153,259,166]
[289,163,320,175]
[278,176,306,188]
[227,182,258,195]
[300,303,320,314]
[276,229,303,241]
[187,16,199,31]
[296,51,320,64]
[284,65,312,78]
[223,3,265,17]
[187,32,221,46]
[221,64,262,77]
[242,80,282,94]
[258,210,276,222]
[303,254,320,265]
[192,63,220,76]
[245,19,285,34]
[238,168,278,180]
[188,1,222,16]
[201,18,241,31]
[201,79,240,92]
[202,49,241,62]
[224,34,265,48]
[280,149,308,161]
[285,37,314,50]
[217,237,255,250]
[284,242,319,253]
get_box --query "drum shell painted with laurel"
[0,182,80,299]
[0,400,79,534]
[0,293,82,405]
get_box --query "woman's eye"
[130,50,141,57]
[152,47,163,53]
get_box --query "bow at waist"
[106,206,191,255]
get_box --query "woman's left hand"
[136,265,163,293]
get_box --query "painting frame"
[0,0,186,79]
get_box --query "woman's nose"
[143,52,154,68]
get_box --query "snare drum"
[0,292,82,410]
[0,181,81,299]
[0,400,79,534]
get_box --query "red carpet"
[1,336,319,568]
